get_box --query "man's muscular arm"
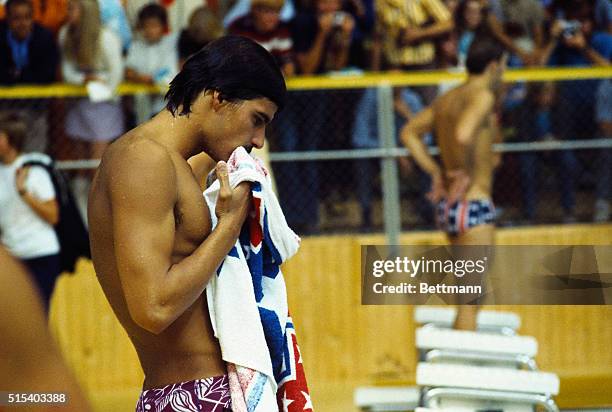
[400,106,445,202]
[400,107,439,176]
[110,143,249,334]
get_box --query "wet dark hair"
[0,112,27,151]
[5,0,33,14]
[465,35,504,74]
[165,35,286,116]
[137,3,168,28]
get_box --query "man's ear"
[210,90,225,112]
[485,60,498,76]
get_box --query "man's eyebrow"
[256,111,271,124]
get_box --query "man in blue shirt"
[0,0,58,84]
[0,0,59,153]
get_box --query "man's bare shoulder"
[434,85,493,114]
[102,135,173,176]
[97,134,177,201]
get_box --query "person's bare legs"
[450,224,495,330]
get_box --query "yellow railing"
[0,67,610,99]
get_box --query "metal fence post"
[376,84,402,246]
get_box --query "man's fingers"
[216,161,231,198]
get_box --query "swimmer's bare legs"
[450,224,495,331]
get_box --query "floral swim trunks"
[135,375,231,411]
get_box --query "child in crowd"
[125,4,178,117]
[177,7,224,66]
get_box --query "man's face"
[7,3,34,41]
[141,17,165,44]
[464,0,482,30]
[252,5,281,33]
[204,96,278,161]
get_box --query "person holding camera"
[540,2,612,222]
[291,0,355,74]
[270,0,355,234]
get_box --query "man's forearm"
[333,37,352,70]
[415,20,453,42]
[538,39,557,66]
[402,129,441,177]
[583,46,610,66]
[487,15,523,56]
[147,218,243,333]
[298,32,328,74]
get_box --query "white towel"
[204,147,308,411]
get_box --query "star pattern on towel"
[301,391,313,409]
[281,389,294,412]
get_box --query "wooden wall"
[49,224,612,411]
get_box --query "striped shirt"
[228,14,294,68]
[376,0,451,66]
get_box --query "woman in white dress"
[59,0,125,163]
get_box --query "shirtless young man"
[88,36,286,411]
[401,36,506,331]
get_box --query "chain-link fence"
[1,68,610,240]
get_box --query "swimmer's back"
[88,131,226,389]
[433,83,496,200]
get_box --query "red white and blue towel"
[203,147,312,412]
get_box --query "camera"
[333,11,348,27]
[559,19,581,38]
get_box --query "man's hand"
[318,12,335,35]
[550,20,563,40]
[15,166,29,195]
[446,169,471,204]
[214,161,251,227]
[341,14,355,36]
[402,27,424,46]
[564,32,587,50]
[427,172,446,204]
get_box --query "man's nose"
[252,130,265,149]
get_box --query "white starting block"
[414,307,521,335]
[416,327,538,370]
[354,386,420,411]
[417,363,560,412]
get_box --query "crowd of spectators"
[0,0,610,230]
